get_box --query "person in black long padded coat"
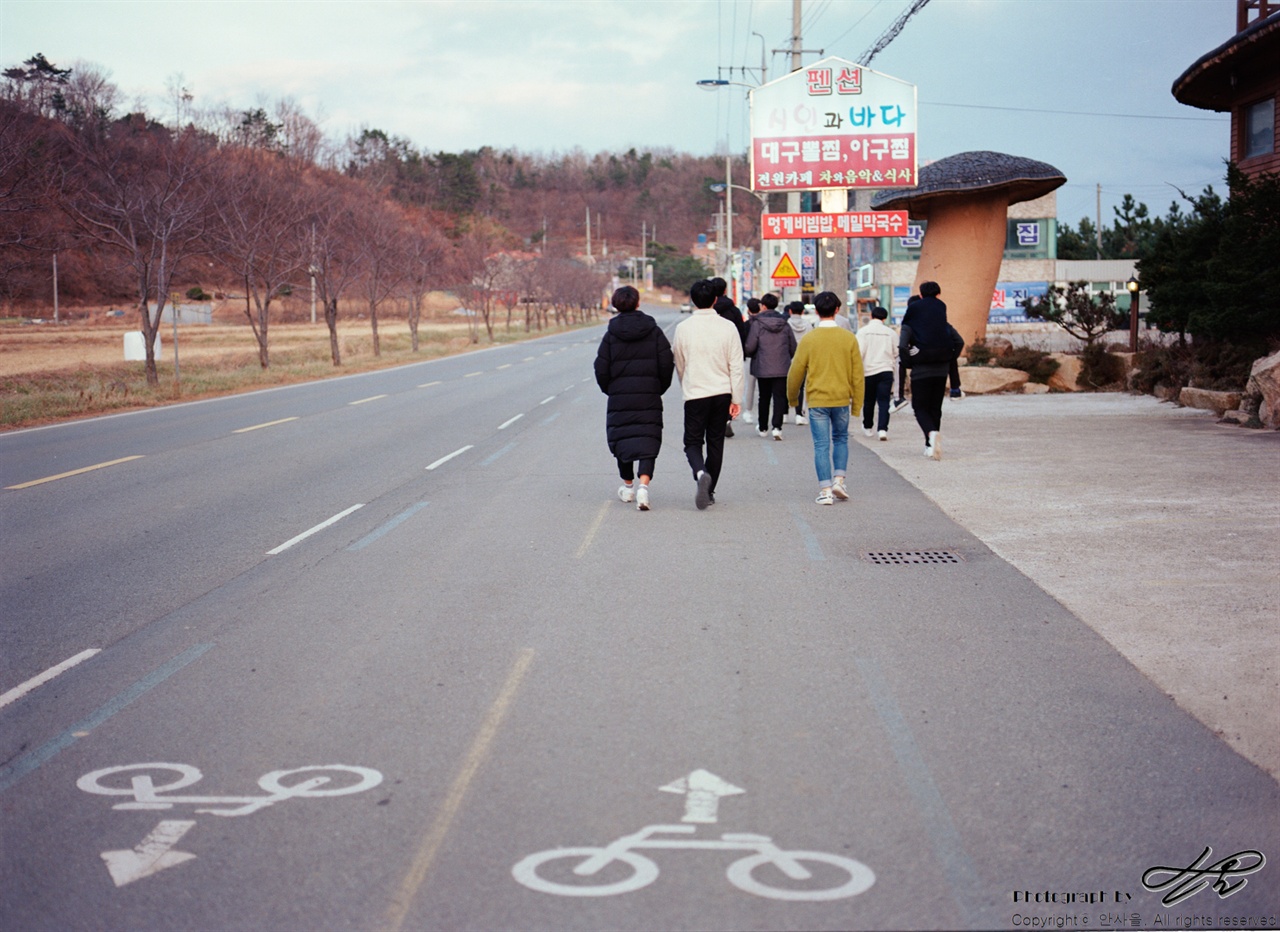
[594,286,675,511]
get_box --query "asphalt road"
[2,310,1276,931]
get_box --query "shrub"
[1079,344,1127,389]
[185,286,210,301]
[1000,347,1059,384]
[1132,340,1255,394]
[965,339,994,366]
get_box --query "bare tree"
[209,148,310,367]
[308,172,365,365]
[352,198,409,356]
[402,214,448,352]
[61,114,214,384]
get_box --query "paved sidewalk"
[856,392,1280,781]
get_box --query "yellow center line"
[349,394,388,405]
[233,417,298,434]
[6,455,144,490]
[575,501,611,558]
[385,648,536,931]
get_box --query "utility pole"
[791,0,803,72]
[1095,183,1103,259]
[52,253,59,323]
[585,207,592,261]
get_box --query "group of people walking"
[593,279,963,511]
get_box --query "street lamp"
[1126,275,1140,352]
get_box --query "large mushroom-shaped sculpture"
[872,151,1066,346]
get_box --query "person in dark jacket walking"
[594,286,675,510]
[743,297,797,439]
[710,277,746,438]
[899,281,963,460]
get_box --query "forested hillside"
[1,54,757,310]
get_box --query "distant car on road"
[680,303,692,313]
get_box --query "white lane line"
[267,504,365,555]
[349,394,388,406]
[497,364,512,370]
[539,396,556,405]
[425,445,473,471]
[522,356,536,362]
[0,649,101,710]
[6,455,143,490]
[233,417,298,434]
[497,414,523,430]
[418,380,441,388]
[464,371,483,378]
[575,502,611,558]
[564,384,575,392]
[542,351,554,356]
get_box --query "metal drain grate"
[861,550,964,565]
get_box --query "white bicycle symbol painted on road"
[77,762,383,817]
[513,823,875,901]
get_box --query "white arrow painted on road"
[659,769,745,823]
[101,819,196,887]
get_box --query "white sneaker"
[742,410,754,424]
[831,477,849,500]
[756,427,769,438]
[772,428,783,440]
[618,484,635,503]
[927,431,941,460]
[635,486,650,511]
[815,488,835,505]
[878,430,888,441]
[862,426,874,437]
[795,414,808,425]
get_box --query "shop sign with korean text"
[749,56,917,193]
[762,211,909,239]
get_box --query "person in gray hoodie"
[785,301,812,424]
[744,295,798,439]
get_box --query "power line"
[921,100,1227,123]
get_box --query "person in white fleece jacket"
[672,279,744,510]
[857,305,899,440]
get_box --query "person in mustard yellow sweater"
[786,292,864,505]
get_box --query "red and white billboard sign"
[750,56,917,192]
[761,211,909,239]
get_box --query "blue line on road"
[347,502,431,552]
[854,656,991,928]
[480,443,516,467]
[540,412,561,425]
[762,440,779,466]
[0,643,214,794]
[788,504,826,561]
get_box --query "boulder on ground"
[1179,387,1242,415]
[1246,350,1280,429]
[959,366,1030,394]
[1048,354,1082,392]
[1021,382,1050,394]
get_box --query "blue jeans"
[807,406,849,487]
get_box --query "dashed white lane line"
[497,414,523,430]
[497,364,512,370]
[425,445,474,471]
[0,649,101,710]
[233,417,298,434]
[349,394,388,406]
[539,396,556,405]
[523,356,536,362]
[6,455,144,490]
[267,504,365,555]
[418,380,441,388]
[464,371,483,378]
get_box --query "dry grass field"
[1,299,599,430]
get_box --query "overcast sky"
[3,0,1235,227]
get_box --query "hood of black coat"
[608,310,658,342]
